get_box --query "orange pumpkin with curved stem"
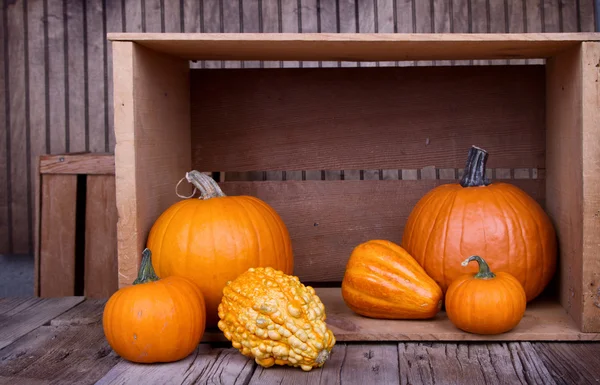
[102,249,206,363]
[445,255,527,335]
[402,146,557,302]
[146,171,294,327]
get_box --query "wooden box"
[108,33,600,341]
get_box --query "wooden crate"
[34,153,118,299]
[108,33,600,341]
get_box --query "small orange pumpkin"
[445,255,526,335]
[147,171,294,327]
[102,249,206,363]
[341,240,443,319]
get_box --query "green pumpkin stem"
[460,146,490,187]
[133,248,160,285]
[461,255,496,279]
[185,170,226,199]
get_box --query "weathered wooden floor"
[0,297,599,384]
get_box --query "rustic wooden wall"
[0,0,597,255]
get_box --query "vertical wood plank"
[433,0,452,66]
[144,0,163,32]
[222,1,241,68]
[489,0,508,64]
[7,0,30,254]
[183,0,201,68]
[39,174,77,297]
[47,0,67,154]
[471,0,489,65]
[0,0,7,253]
[506,0,527,64]
[319,0,338,67]
[203,0,223,68]
[28,0,47,261]
[581,42,600,332]
[106,0,124,152]
[241,0,261,68]
[112,42,191,288]
[451,0,470,65]
[124,0,143,32]
[339,0,358,67]
[86,1,107,152]
[301,0,320,67]
[164,0,182,32]
[357,0,377,67]
[341,345,400,384]
[66,0,86,152]
[579,0,596,31]
[526,0,544,64]
[377,0,395,66]
[85,175,118,298]
[560,0,578,32]
[414,0,433,66]
[543,0,560,32]
[281,0,299,68]
[262,0,281,68]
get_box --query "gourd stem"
[186,170,226,199]
[460,146,490,187]
[461,255,496,279]
[133,248,160,285]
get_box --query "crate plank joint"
[108,32,600,340]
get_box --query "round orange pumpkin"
[341,240,443,319]
[102,248,206,363]
[402,146,556,301]
[146,171,294,327]
[445,255,527,335]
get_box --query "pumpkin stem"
[133,248,160,285]
[461,255,496,279]
[185,170,226,199]
[460,146,491,187]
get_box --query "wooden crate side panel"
[546,44,584,330]
[84,175,119,299]
[191,66,546,172]
[39,174,78,297]
[219,179,545,282]
[581,42,600,333]
[113,42,192,288]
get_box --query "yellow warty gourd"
[217,267,336,372]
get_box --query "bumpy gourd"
[217,267,336,372]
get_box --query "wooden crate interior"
[190,65,547,284]
[109,34,600,339]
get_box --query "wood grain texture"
[191,65,545,172]
[84,175,118,298]
[47,0,67,154]
[7,0,30,255]
[50,299,106,326]
[39,174,78,297]
[580,42,600,332]
[533,342,600,384]
[86,0,108,152]
[0,323,119,385]
[398,342,556,384]
[0,0,7,254]
[107,32,600,62]
[217,179,545,282]
[96,344,255,385]
[66,0,86,152]
[112,42,191,288]
[39,153,115,174]
[106,0,124,152]
[0,297,84,350]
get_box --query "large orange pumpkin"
[103,249,206,363]
[402,146,557,302]
[147,171,294,327]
